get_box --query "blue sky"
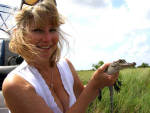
[1,0,150,70]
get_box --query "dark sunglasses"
[20,0,57,9]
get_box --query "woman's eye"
[49,28,57,32]
[32,29,43,33]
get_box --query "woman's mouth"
[36,45,52,49]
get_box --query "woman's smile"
[36,45,52,49]
[35,43,57,58]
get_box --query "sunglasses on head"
[20,0,57,9]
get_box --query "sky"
[0,0,150,70]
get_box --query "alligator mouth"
[119,62,136,68]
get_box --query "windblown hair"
[9,0,68,66]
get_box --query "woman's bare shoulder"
[2,74,35,102]
[2,75,53,113]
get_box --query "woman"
[2,1,119,113]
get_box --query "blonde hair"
[9,0,68,66]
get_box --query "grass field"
[77,68,150,113]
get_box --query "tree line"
[92,61,150,70]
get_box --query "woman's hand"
[91,63,119,89]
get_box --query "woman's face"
[27,24,59,61]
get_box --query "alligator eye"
[122,59,126,63]
[118,59,123,63]
[119,59,126,63]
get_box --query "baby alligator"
[98,59,136,113]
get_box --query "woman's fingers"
[92,63,120,88]
[108,72,119,85]
[98,63,111,72]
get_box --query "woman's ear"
[12,28,17,33]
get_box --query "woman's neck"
[27,60,56,71]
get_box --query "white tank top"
[7,59,76,113]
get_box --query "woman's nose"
[43,32,53,42]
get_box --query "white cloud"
[113,34,150,66]
[71,0,111,8]
[56,0,150,69]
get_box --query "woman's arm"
[65,59,118,113]
[65,59,84,99]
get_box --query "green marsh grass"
[77,68,150,113]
